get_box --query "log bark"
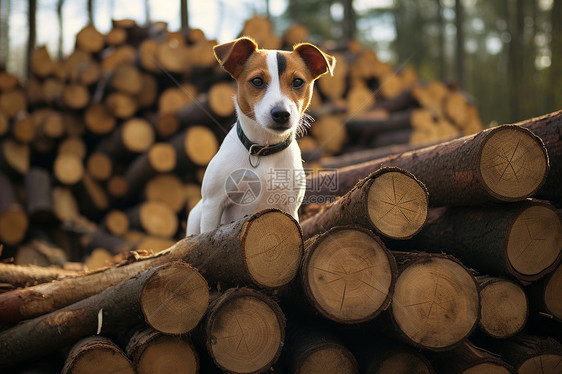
[200,287,286,374]
[24,167,55,223]
[0,263,84,288]
[298,226,396,324]
[0,209,302,324]
[62,336,135,374]
[383,252,480,352]
[306,125,549,206]
[517,109,562,201]
[403,200,562,283]
[140,261,209,335]
[430,340,514,374]
[122,142,176,200]
[126,327,199,374]
[282,322,358,374]
[0,172,28,246]
[300,167,428,240]
[477,275,528,339]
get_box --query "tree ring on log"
[479,126,548,201]
[208,290,284,373]
[139,201,178,237]
[208,82,236,118]
[122,118,155,153]
[184,126,218,167]
[242,210,303,288]
[148,143,176,173]
[54,153,84,185]
[304,227,395,323]
[518,354,562,374]
[463,363,511,374]
[296,343,358,374]
[141,261,209,335]
[63,336,135,374]
[479,279,528,338]
[366,169,428,239]
[130,333,199,374]
[506,205,562,277]
[544,265,562,320]
[0,208,28,246]
[391,256,479,351]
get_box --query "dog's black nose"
[271,107,290,124]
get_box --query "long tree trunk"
[300,167,428,240]
[0,209,303,324]
[401,200,562,283]
[57,0,64,60]
[180,0,189,31]
[306,124,549,206]
[26,0,37,78]
[0,0,9,70]
[454,0,464,88]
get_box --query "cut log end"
[304,228,395,323]
[479,126,548,201]
[208,289,285,373]
[139,201,178,238]
[506,204,562,278]
[141,261,209,335]
[128,331,199,374]
[391,255,479,351]
[518,354,562,374]
[0,209,29,246]
[148,143,176,173]
[462,363,512,374]
[296,344,358,374]
[242,210,303,289]
[479,278,528,338]
[62,336,135,374]
[123,118,155,153]
[54,153,84,185]
[184,126,218,167]
[366,170,428,239]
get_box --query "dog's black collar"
[236,121,293,157]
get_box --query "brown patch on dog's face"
[234,50,270,119]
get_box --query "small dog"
[186,37,335,235]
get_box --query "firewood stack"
[0,16,561,374]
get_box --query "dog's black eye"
[250,77,265,88]
[292,78,305,89]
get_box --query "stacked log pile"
[0,16,561,374]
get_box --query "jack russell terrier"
[186,37,335,235]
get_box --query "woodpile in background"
[0,16,561,374]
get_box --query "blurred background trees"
[0,0,559,127]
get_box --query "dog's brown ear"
[293,43,336,80]
[213,37,258,79]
